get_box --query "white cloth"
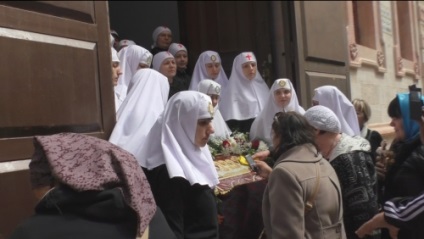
[304,105,342,134]
[111,47,120,63]
[115,45,152,111]
[198,80,232,138]
[117,39,136,51]
[109,69,170,159]
[168,43,187,56]
[250,78,305,145]
[188,51,229,90]
[312,85,360,136]
[152,51,174,71]
[152,26,172,48]
[219,52,269,121]
[137,91,219,188]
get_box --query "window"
[347,1,386,72]
[392,1,421,79]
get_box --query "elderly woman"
[256,111,345,238]
[150,26,173,55]
[10,133,175,239]
[138,91,219,239]
[250,78,304,146]
[304,105,379,239]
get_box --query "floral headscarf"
[29,133,156,236]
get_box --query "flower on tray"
[208,132,269,159]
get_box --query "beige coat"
[262,144,346,239]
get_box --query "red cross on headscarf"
[178,44,183,48]
[245,54,252,60]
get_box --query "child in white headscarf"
[138,91,219,239]
[312,85,360,136]
[250,78,305,146]
[109,69,170,159]
[188,51,229,91]
[198,79,232,138]
[115,45,153,111]
[219,52,269,133]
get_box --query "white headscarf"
[312,85,360,136]
[152,26,172,48]
[111,47,120,63]
[137,91,219,188]
[198,79,232,138]
[152,51,174,71]
[219,52,269,121]
[111,47,121,112]
[115,45,151,111]
[117,39,136,51]
[188,51,229,90]
[168,43,187,56]
[109,69,169,158]
[304,105,342,134]
[250,78,305,145]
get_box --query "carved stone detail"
[377,51,384,67]
[349,43,358,60]
[397,58,403,72]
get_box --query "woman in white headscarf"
[109,69,170,159]
[151,26,172,56]
[219,52,269,133]
[169,43,191,90]
[153,51,187,99]
[111,47,123,112]
[312,85,360,136]
[188,51,229,91]
[115,45,153,111]
[138,91,219,239]
[250,78,305,146]
[198,79,232,138]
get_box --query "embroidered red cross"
[245,54,252,60]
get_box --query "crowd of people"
[9,26,424,239]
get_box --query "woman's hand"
[254,160,272,179]
[252,150,270,161]
[356,212,399,239]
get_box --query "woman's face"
[390,117,405,141]
[195,119,215,147]
[156,32,172,49]
[112,62,122,86]
[205,62,221,80]
[242,62,257,80]
[274,88,292,108]
[175,51,188,70]
[355,107,366,129]
[209,94,219,108]
[159,58,177,79]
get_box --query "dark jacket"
[382,137,424,239]
[174,69,191,90]
[384,192,424,231]
[329,134,380,239]
[10,186,176,239]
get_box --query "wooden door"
[0,2,114,238]
[291,1,350,108]
[178,1,275,86]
